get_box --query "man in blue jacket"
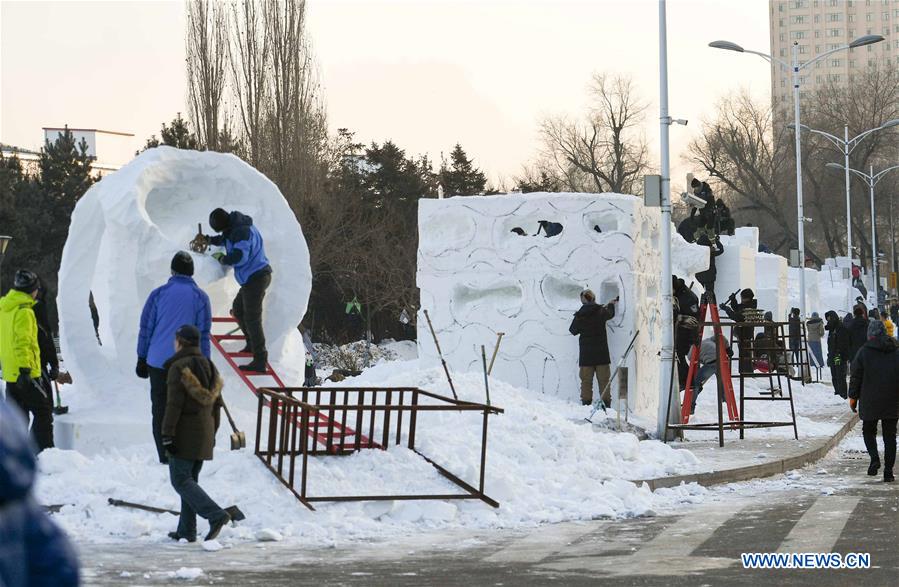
[0,400,80,587]
[136,251,212,464]
[204,208,273,373]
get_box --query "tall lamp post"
[826,162,899,308]
[710,34,884,318]
[788,120,899,260]
[0,235,11,295]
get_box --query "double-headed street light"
[710,34,884,318]
[788,120,899,261]
[826,162,899,307]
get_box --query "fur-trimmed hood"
[179,366,223,406]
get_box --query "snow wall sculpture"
[58,147,311,394]
[417,192,708,423]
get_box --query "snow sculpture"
[58,147,311,394]
[417,192,707,422]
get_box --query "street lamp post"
[826,162,899,308]
[710,34,884,318]
[0,235,11,295]
[788,120,899,261]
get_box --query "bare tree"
[186,0,228,151]
[228,0,269,166]
[538,73,649,194]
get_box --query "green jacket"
[0,290,40,383]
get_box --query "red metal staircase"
[210,317,378,452]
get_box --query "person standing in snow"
[136,252,212,464]
[203,208,272,373]
[162,325,231,543]
[569,289,617,407]
[687,336,732,414]
[0,270,54,451]
[825,310,851,399]
[848,305,870,366]
[787,307,803,368]
[805,311,825,373]
[0,400,80,587]
[849,320,899,482]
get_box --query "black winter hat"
[209,208,230,232]
[175,324,201,346]
[171,251,194,276]
[740,288,755,299]
[13,269,38,293]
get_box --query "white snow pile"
[34,360,705,546]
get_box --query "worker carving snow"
[202,208,273,373]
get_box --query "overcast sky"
[1,0,771,187]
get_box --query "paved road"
[79,427,899,586]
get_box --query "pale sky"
[1,0,772,186]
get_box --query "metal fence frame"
[254,386,504,511]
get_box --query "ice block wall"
[417,192,706,423]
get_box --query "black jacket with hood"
[849,334,899,420]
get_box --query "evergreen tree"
[139,113,200,153]
[438,144,486,196]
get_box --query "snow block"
[755,253,788,320]
[57,146,311,401]
[417,192,704,423]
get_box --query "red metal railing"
[254,386,504,510]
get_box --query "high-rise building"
[769,0,898,109]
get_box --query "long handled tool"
[52,380,68,415]
[108,498,245,522]
[423,309,458,400]
[487,332,505,375]
[220,397,246,450]
[586,330,640,423]
[481,345,491,406]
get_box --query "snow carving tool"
[52,380,68,415]
[585,330,640,423]
[107,498,246,522]
[481,345,491,406]
[221,397,246,450]
[189,223,209,254]
[423,309,458,400]
[487,332,505,375]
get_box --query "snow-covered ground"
[35,356,710,547]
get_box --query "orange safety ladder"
[680,296,740,424]
[210,317,378,452]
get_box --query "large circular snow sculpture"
[58,147,311,393]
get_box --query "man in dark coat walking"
[825,310,851,398]
[849,320,899,482]
[162,325,231,542]
[569,289,617,407]
[847,305,869,365]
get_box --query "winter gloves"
[136,358,149,379]
[17,368,33,388]
[849,397,858,413]
[48,366,59,381]
[162,436,176,456]
[212,252,225,263]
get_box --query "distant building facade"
[1,127,135,176]
[769,0,899,108]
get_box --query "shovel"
[221,398,246,450]
[108,498,245,522]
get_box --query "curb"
[639,413,860,491]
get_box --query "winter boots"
[239,353,268,374]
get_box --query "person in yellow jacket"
[880,311,895,338]
[0,269,52,450]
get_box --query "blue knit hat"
[868,319,886,339]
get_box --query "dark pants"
[149,367,168,464]
[830,363,848,398]
[675,327,696,391]
[233,270,271,359]
[862,418,898,474]
[168,458,227,540]
[6,376,54,451]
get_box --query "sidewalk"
[641,403,858,491]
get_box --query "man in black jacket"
[720,288,757,373]
[569,289,617,407]
[695,235,724,293]
[825,311,851,398]
[673,277,699,391]
[847,305,869,366]
[849,320,899,482]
